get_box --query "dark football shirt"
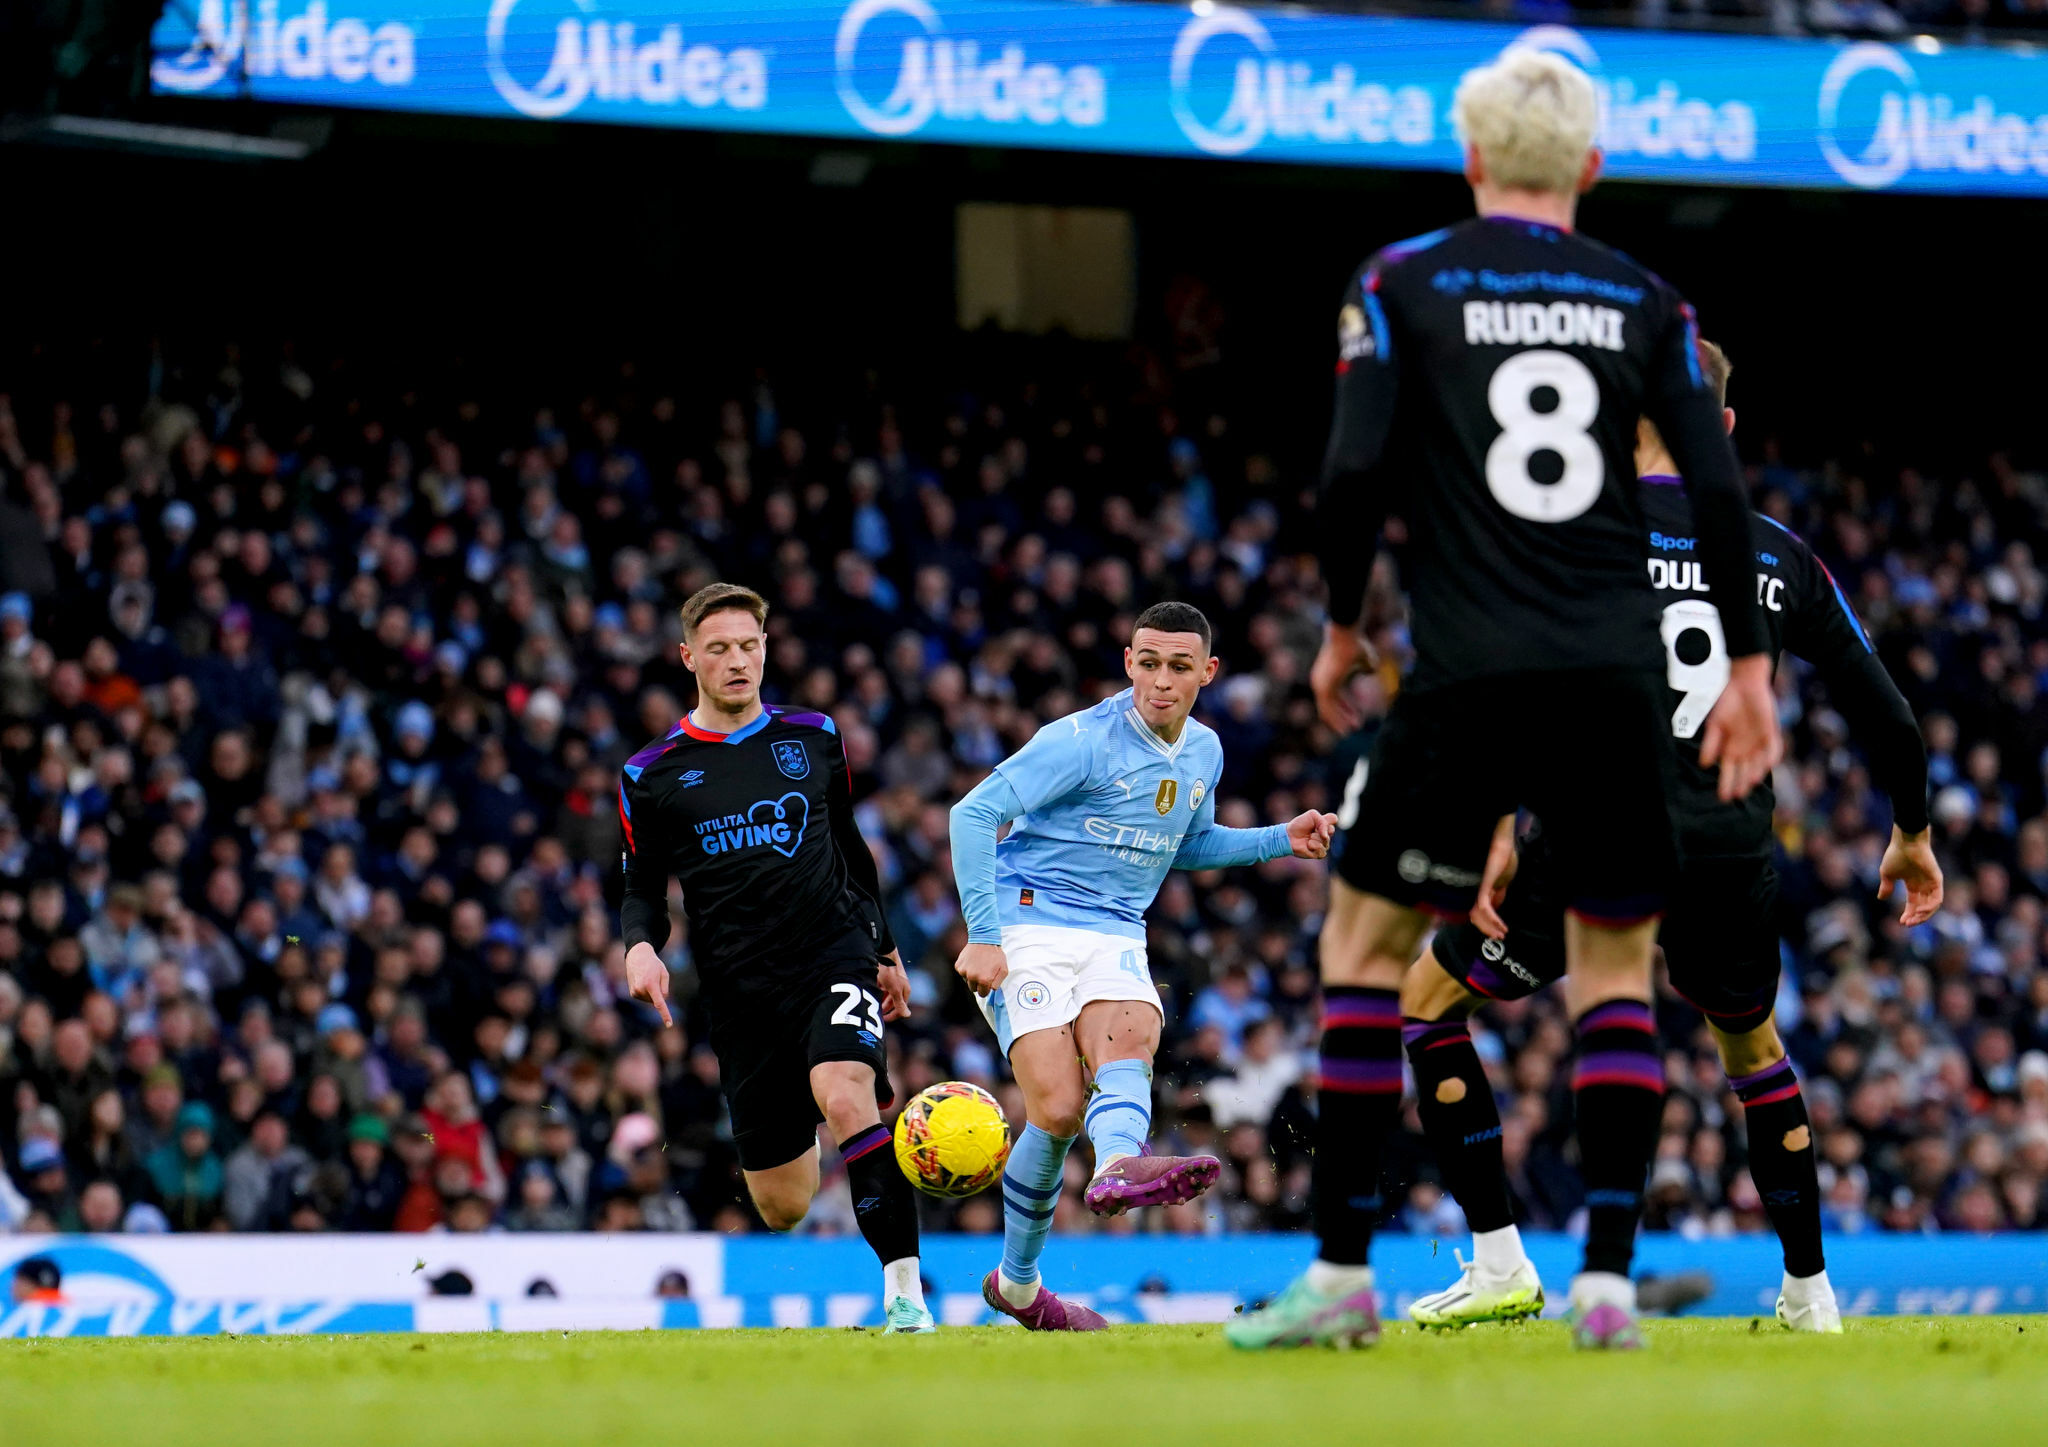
[1318,214,1765,692]
[618,707,894,1009]
[1641,479,1927,857]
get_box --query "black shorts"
[1334,668,1679,923]
[1431,825,1570,1001]
[1432,838,1782,1035]
[708,955,892,1173]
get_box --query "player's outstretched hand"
[878,951,913,1021]
[1880,825,1944,926]
[1310,624,1376,735]
[1698,654,1784,803]
[1470,812,1520,941]
[953,942,1009,998]
[1286,810,1339,860]
[624,941,674,1028]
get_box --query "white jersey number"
[1336,757,1369,831]
[1660,599,1729,739]
[829,982,885,1036]
[1484,350,1604,523]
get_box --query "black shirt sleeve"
[1782,538,1931,835]
[1642,294,1768,660]
[826,732,897,958]
[618,771,672,953]
[1318,263,1401,630]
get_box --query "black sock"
[1730,1058,1824,1278]
[839,1124,919,1269]
[1572,999,1665,1278]
[1312,987,1404,1267]
[1403,1016,1515,1234]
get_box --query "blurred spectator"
[0,332,2041,1252]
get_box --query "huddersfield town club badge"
[772,740,810,780]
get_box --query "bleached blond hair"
[1452,48,1599,195]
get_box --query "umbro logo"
[857,1029,879,1047]
[681,770,707,788]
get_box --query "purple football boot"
[982,1271,1109,1331]
[1083,1154,1222,1217]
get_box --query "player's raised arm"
[1778,528,1941,923]
[617,769,674,1027]
[1313,266,1402,734]
[1646,312,1780,799]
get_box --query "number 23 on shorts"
[829,982,884,1035]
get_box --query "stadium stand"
[0,323,2044,1245]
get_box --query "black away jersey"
[1642,479,1926,856]
[1318,215,1764,692]
[618,706,894,1005]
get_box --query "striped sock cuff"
[1573,999,1663,1094]
[839,1124,891,1163]
[1729,1057,1802,1107]
[1320,987,1403,1095]
[1401,1017,1471,1055]
[1323,987,1402,1032]
[1577,999,1657,1035]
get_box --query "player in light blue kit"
[950,602,1337,1331]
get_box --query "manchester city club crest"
[771,740,810,780]
[1018,981,1050,1009]
[1190,779,1205,812]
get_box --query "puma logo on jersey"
[1463,300,1625,352]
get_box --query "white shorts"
[976,924,1161,1056]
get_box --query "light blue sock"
[1085,1058,1153,1168]
[1000,1124,1074,1289]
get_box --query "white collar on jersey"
[1123,705,1191,761]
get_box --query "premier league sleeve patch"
[771,739,811,780]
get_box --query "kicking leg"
[1715,1017,1838,1333]
[1401,948,1542,1327]
[743,1146,821,1233]
[813,1059,930,1333]
[1226,880,1419,1350]
[982,1025,1104,1331]
[1562,915,1664,1350]
[1075,999,1218,1215]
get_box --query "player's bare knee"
[753,1195,809,1232]
[1319,883,1422,989]
[811,1064,879,1139]
[1401,951,1476,1022]
[1024,1072,1088,1140]
[1713,1018,1785,1079]
[1076,1004,1161,1075]
[818,1094,877,1143]
[1033,1098,1085,1140]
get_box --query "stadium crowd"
[0,328,2045,1249]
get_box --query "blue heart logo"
[750,792,810,859]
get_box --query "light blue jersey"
[950,689,1288,942]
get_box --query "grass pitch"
[6,1318,2045,1447]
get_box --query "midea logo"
[833,0,1105,138]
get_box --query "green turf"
[6,1318,2046,1446]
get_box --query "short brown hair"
[1638,337,1732,462]
[679,582,768,637]
[1132,601,1212,654]
[1697,337,1732,404]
